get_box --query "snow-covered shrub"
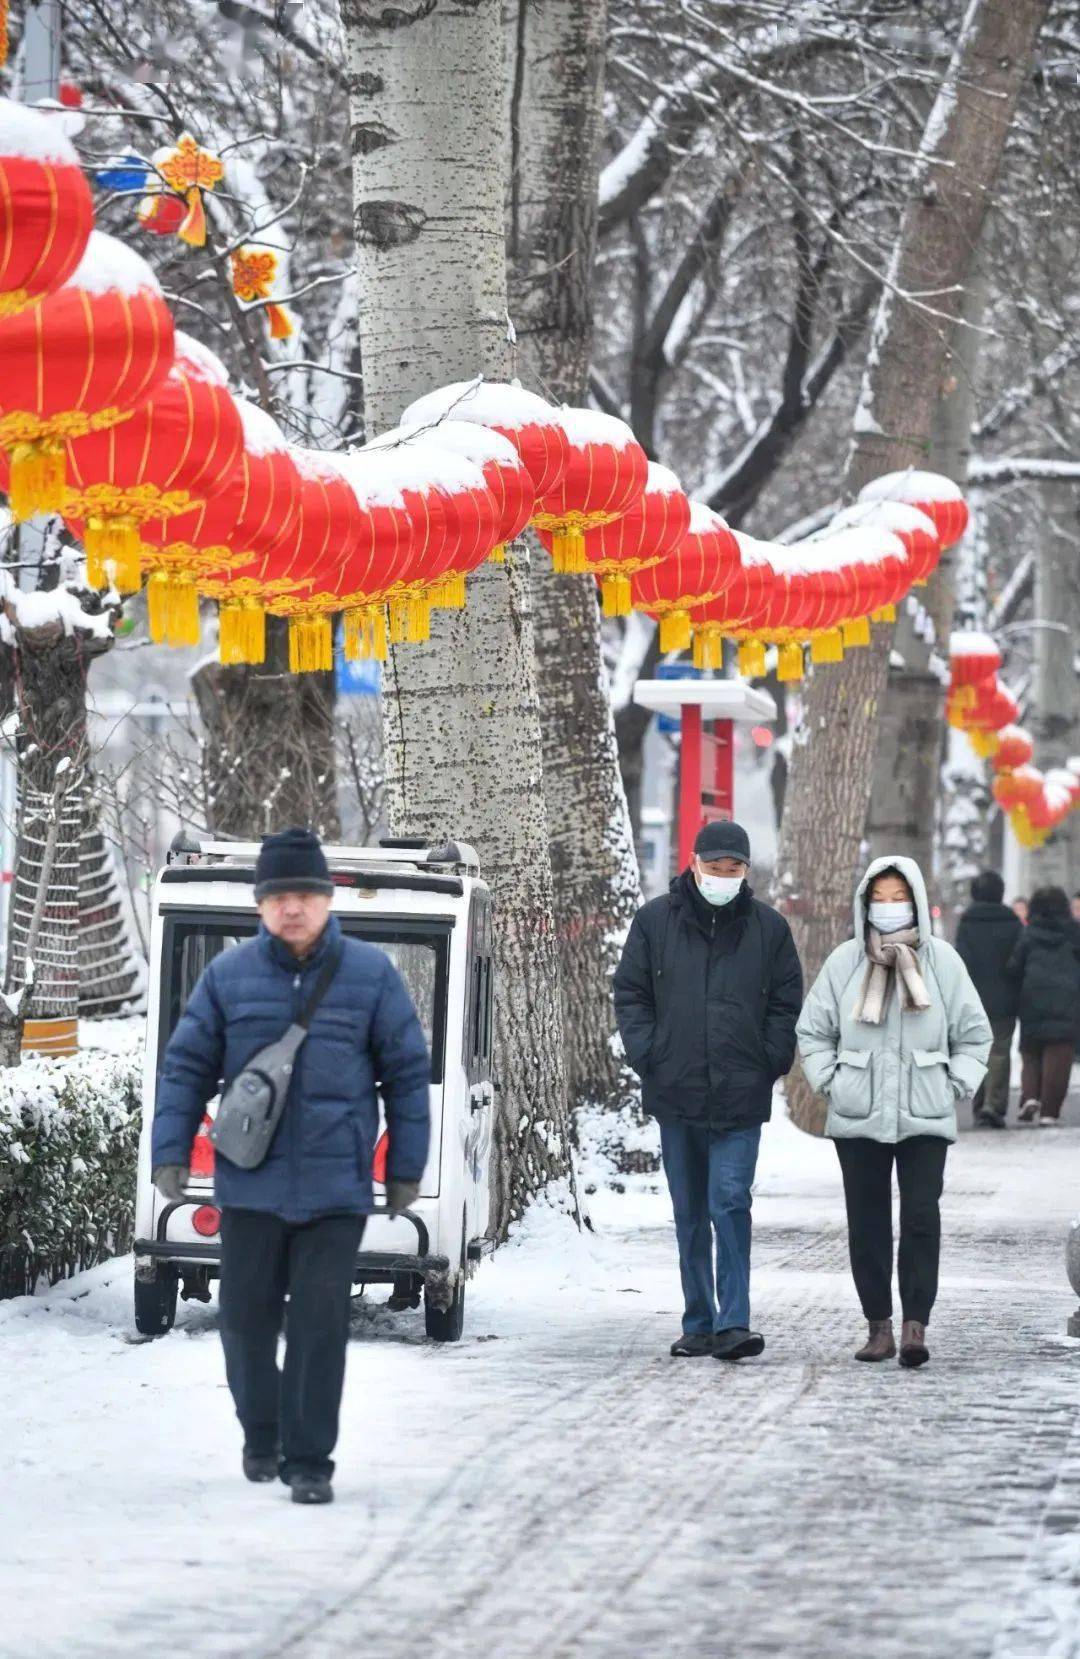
[0,1049,142,1298]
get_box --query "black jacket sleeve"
[955,914,975,978]
[1004,931,1028,981]
[612,913,656,1076]
[761,917,803,1079]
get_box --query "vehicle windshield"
[159,912,448,1081]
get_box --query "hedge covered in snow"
[0,1045,142,1299]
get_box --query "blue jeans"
[659,1121,762,1334]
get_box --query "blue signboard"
[335,648,381,697]
[656,662,702,733]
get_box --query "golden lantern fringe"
[550,527,588,575]
[737,638,767,679]
[601,572,632,618]
[489,543,506,564]
[219,599,266,666]
[872,603,897,624]
[7,440,66,520]
[166,576,200,647]
[288,615,332,675]
[343,607,388,664]
[84,518,143,593]
[388,596,409,645]
[658,609,691,653]
[969,729,999,760]
[408,595,430,643]
[432,571,466,610]
[777,642,804,683]
[810,629,844,665]
[147,572,170,644]
[0,288,34,320]
[841,616,871,649]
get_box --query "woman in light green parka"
[797,856,991,1369]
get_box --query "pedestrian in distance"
[1071,893,1080,925]
[955,869,1023,1129]
[1006,884,1080,1127]
[797,857,990,1368]
[613,820,803,1362]
[1011,896,1029,926]
[151,828,431,1505]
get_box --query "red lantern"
[534,407,649,573]
[992,725,1034,772]
[404,419,532,565]
[691,532,780,675]
[0,97,93,318]
[400,379,569,501]
[949,630,1001,687]
[830,498,939,596]
[858,469,969,554]
[808,527,905,648]
[0,231,175,519]
[136,191,187,237]
[63,332,243,594]
[629,502,739,651]
[575,462,691,618]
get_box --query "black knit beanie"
[254,828,333,899]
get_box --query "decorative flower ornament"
[230,246,294,340]
[155,133,224,248]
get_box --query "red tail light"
[372,1130,388,1185]
[189,1114,215,1177]
[192,1205,221,1237]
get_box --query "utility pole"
[19,1,61,102]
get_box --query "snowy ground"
[2,1093,1079,1659]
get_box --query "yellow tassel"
[370,607,388,661]
[218,599,265,665]
[871,603,897,624]
[432,571,466,610]
[288,615,332,674]
[601,572,632,618]
[178,187,207,248]
[489,543,506,564]
[265,303,294,341]
[737,639,767,679]
[777,642,804,683]
[8,440,65,520]
[84,518,143,594]
[408,595,430,643]
[166,576,200,647]
[810,629,844,665]
[388,597,409,645]
[343,608,363,662]
[692,630,707,671]
[147,572,170,644]
[969,729,999,760]
[658,610,691,653]
[841,616,871,649]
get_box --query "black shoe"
[242,1447,279,1483]
[289,1472,334,1505]
[974,1111,1006,1130]
[714,1327,765,1361]
[670,1332,715,1357]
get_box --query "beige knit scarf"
[854,925,931,1025]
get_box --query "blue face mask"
[697,872,744,907]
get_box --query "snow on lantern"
[0,97,93,318]
[691,532,780,677]
[0,231,175,520]
[629,501,739,652]
[993,764,1042,813]
[533,406,648,573]
[990,725,1033,773]
[400,378,569,502]
[63,332,243,595]
[142,396,302,657]
[949,629,1001,690]
[805,526,905,649]
[829,498,940,605]
[1045,767,1080,813]
[858,469,969,564]
[574,462,691,618]
[402,419,532,565]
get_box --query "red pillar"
[713,717,734,816]
[678,703,702,870]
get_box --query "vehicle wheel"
[424,1271,465,1342]
[134,1262,179,1336]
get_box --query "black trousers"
[834,1137,948,1326]
[218,1208,365,1479]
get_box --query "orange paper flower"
[156,134,224,247]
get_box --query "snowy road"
[3,1107,1079,1659]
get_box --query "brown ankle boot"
[899,1320,929,1368]
[855,1319,896,1362]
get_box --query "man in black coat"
[955,869,1023,1128]
[613,820,802,1361]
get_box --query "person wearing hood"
[955,870,1023,1128]
[1005,885,1080,1125]
[797,857,991,1368]
[613,821,803,1362]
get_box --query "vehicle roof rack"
[164,837,482,878]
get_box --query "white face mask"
[697,872,744,908]
[869,900,915,934]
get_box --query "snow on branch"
[968,457,1080,486]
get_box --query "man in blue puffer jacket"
[152,827,430,1505]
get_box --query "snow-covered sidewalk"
[2,1108,1079,1659]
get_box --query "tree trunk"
[77,780,146,1018]
[192,617,340,839]
[342,0,575,1236]
[774,0,1050,1130]
[506,0,643,1117]
[1022,483,1080,889]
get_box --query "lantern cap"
[360,428,487,494]
[236,397,290,455]
[805,525,906,567]
[949,630,999,660]
[858,468,964,506]
[733,530,781,570]
[401,377,562,432]
[175,330,230,386]
[645,461,683,496]
[554,404,639,451]
[66,229,162,297]
[0,94,81,164]
[829,499,939,541]
[687,499,729,534]
[400,418,520,469]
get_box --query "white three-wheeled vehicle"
[133,837,495,1340]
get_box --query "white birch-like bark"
[342,0,575,1236]
[505,0,643,1124]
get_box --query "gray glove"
[153,1164,190,1202]
[386,1179,420,1216]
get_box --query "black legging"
[834,1136,948,1325]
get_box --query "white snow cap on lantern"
[859,469,964,506]
[292,446,353,484]
[0,95,81,165]
[330,450,406,511]
[997,723,1032,749]
[949,630,1000,661]
[65,230,162,297]
[236,397,290,456]
[399,418,521,470]
[687,500,730,535]
[1044,767,1077,795]
[401,378,562,432]
[360,428,488,495]
[174,331,231,386]
[829,499,939,541]
[733,530,780,569]
[644,461,683,496]
[798,526,906,570]
[554,405,638,450]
